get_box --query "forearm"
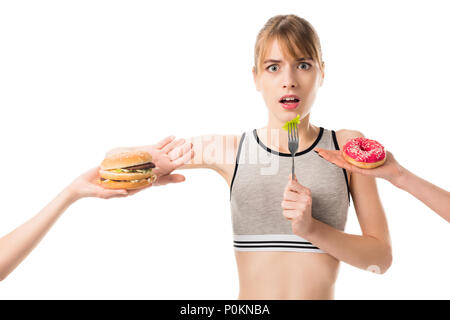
[0,186,78,281]
[177,136,220,171]
[392,168,450,222]
[306,219,392,274]
[170,135,227,171]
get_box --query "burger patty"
[122,162,156,170]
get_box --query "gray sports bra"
[229,127,350,253]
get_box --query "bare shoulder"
[334,129,365,148]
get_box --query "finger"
[281,200,298,210]
[99,189,129,199]
[172,149,195,167]
[315,149,335,162]
[82,166,102,180]
[386,150,395,162]
[283,190,299,202]
[125,189,140,196]
[89,165,101,174]
[316,150,352,171]
[155,174,186,186]
[339,159,369,176]
[282,209,297,220]
[161,138,186,154]
[168,141,193,161]
[111,188,128,195]
[314,148,335,157]
[340,161,362,174]
[316,149,375,177]
[325,154,350,170]
[314,147,334,156]
[286,177,308,194]
[349,164,370,175]
[154,136,176,150]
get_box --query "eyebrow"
[263,57,313,64]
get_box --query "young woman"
[0,136,193,281]
[137,14,392,300]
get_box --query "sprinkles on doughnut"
[342,137,386,169]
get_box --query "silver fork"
[288,122,299,179]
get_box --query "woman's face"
[253,38,324,125]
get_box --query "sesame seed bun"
[100,149,153,170]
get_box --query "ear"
[252,66,260,91]
[319,61,325,87]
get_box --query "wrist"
[304,217,319,239]
[391,165,410,189]
[62,184,83,203]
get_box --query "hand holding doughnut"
[313,147,405,184]
[314,144,450,222]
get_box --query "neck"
[258,114,318,154]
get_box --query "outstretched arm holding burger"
[0,136,193,282]
[313,148,450,222]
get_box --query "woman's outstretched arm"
[135,134,241,175]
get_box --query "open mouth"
[279,98,300,110]
[279,98,300,104]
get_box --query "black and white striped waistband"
[233,234,324,253]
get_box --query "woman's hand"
[110,136,194,182]
[314,148,405,186]
[281,173,315,238]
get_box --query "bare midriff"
[235,251,340,300]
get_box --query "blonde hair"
[254,14,324,75]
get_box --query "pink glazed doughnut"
[342,137,386,169]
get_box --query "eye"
[298,63,311,70]
[266,64,279,72]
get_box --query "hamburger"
[99,149,157,189]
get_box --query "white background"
[0,0,449,299]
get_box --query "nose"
[282,70,298,88]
